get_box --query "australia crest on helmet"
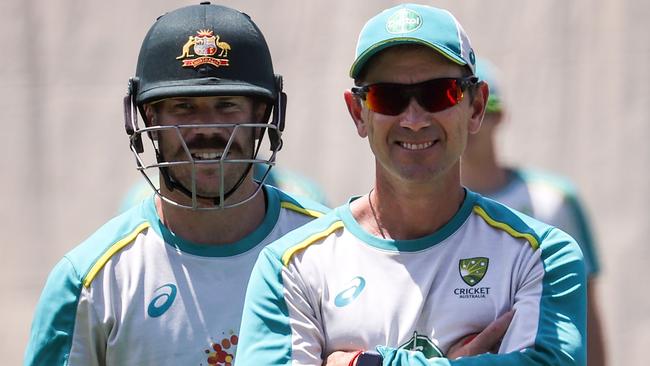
[176,29,231,68]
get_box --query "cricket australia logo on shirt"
[454,257,491,299]
[399,331,443,359]
[147,283,177,318]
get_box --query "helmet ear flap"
[124,77,144,154]
[268,75,286,151]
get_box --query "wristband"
[356,351,383,366]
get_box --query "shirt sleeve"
[550,195,600,277]
[24,257,104,366]
[377,228,587,366]
[236,247,326,366]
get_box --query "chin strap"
[124,77,144,153]
[269,74,287,151]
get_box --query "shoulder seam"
[280,201,325,218]
[82,222,151,288]
[281,220,344,266]
[473,205,540,250]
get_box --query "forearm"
[329,344,580,366]
[378,346,575,366]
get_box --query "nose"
[399,98,431,131]
[181,112,232,142]
[186,107,233,130]
[194,108,225,125]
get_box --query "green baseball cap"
[350,3,476,79]
[475,58,503,113]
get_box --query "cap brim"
[137,79,275,105]
[349,38,468,79]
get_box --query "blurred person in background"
[462,58,606,366]
[24,3,327,365]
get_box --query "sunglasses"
[351,76,478,116]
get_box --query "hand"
[324,350,361,366]
[447,309,515,360]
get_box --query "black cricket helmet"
[124,2,286,210]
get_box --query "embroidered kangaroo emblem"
[177,36,196,59]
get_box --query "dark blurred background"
[2,1,648,364]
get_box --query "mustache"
[183,135,236,151]
[158,131,252,162]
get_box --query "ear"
[143,104,155,124]
[253,102,270,139]
[468,81,489,135]
[142,104,159,140]
[344,90,368,138]
[254,102,269,122]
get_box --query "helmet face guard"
[123,3,286,210]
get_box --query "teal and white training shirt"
[25,185,328,366]
[237,190,586,365]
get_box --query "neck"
[352,168,465,240]
[155,181,266,245]
[461,136,508,194]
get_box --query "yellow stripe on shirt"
[281,201,325,218]
[282,221,344,266]
[83,222,151,288]
[473,206,539,250]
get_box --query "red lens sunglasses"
[352,76,478,116]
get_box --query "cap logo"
[176,29,231,68]
[386,8,422,34]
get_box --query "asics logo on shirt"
[334,276,366,307]
[148,283,177,318]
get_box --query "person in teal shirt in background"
[462,58,606,366]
